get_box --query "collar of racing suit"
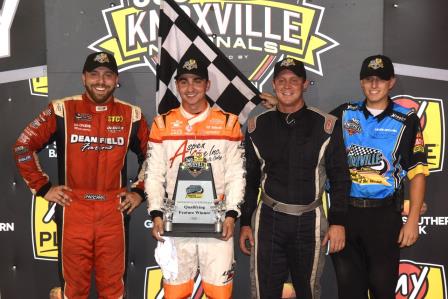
[82,93,115,112]
[180,102,211,127]
[361,97,393,122]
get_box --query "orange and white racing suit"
[145,104,245,299]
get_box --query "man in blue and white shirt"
[331,55,429,299]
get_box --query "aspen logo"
[392,95,445,172]
[396,260,447,299]
[29,76,48,97]
[89,0,338,86]
[32,196,58,260]
[144,266,206,298]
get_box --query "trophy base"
[163,223,222,238]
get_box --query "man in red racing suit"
[13,52,149,298]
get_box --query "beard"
[84,84,115,104]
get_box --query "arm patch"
[307,106,336,134]
[247,117,256,133]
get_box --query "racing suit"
[241,106,350,299]
[13,94,149,298]
[145,104,245,299]
[330,100,429,299]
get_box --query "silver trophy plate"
[163,155,224,237]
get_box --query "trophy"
[162,153,225,237]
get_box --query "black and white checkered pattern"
[156,0,261,123]
[347,144,381,157]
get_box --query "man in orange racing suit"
[13,52,149,298]
[146,57,245,299]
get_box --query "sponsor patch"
[390,112,407,122]
[347,144,390,186]
[344,119,362,135]
[84,194,106,201]
[74,112,92,121]
[30,119,41,129]
[108,115,124,122]
[414,131,425,153]
[18,132,31,144]
[96,106,107,112]
[107,125,124,133]
[393,96,445,172]
[74,123,92,131]
[18,155,32,163]
[367,57,385,70]
[14,145,29,155]
[222,263,236,284]
[171,120,183,128]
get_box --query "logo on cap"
[183,59,198,71]
[94,53,111,64]
[280,58,296,67]
[367,58,385,70]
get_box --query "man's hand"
[321,225,345,254]
[117,191,143,215]
[399,173,425,247]
[151,217,165,242]
[398,219,419,248]
[239,226,255,255]
[260,92,278,109]
[44,185,73,206]
[221,217,235,241]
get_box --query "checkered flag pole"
[156,0,261,123]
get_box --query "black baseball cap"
[360,55,394,80]
[82,52,118,75]
[175,58,208,80]
[273,58,306,80]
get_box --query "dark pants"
[331,204,402,299]
[251,203,328,299]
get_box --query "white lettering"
[128,12,148,47]
[148,9,159,42]
[264,41,278,54]
[233,37,246,49]
[396,274,408,295]
[144,219,153,228]
[284,11,302,47]
[265,8,281,40]
[409,267,429,299]
[214,4,232,34]
[0,0,20,58]
[0,223,14,231]
[234,4,242,35]
[194,4,212,34]
[418,226,427,234]
[48,149,57,158]
[245,6,261,37]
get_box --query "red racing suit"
[13,93,149,299]
[145,104,245,299]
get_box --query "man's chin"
[87,91,113,104]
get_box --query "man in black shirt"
[239,58,351,299]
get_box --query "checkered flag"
[347,144,381,157]
[156,0,261,123]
